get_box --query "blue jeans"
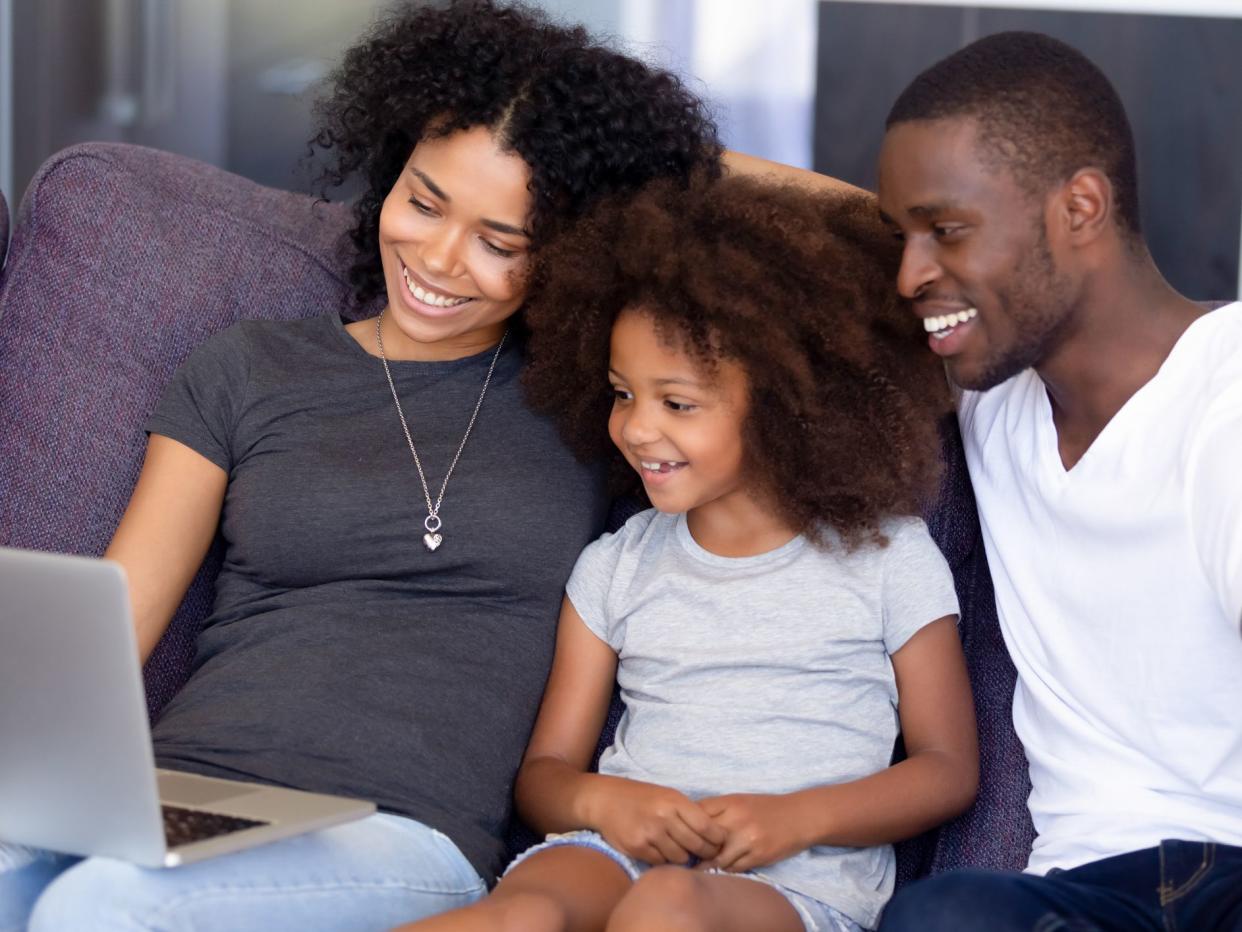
[0,813,485,932]
[878,840,1242,932]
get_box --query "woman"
[0,3,721,929]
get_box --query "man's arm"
[722,151,871,198]
[1186,406,1242,631]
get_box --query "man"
[875,32,1242,931]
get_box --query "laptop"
[0,546,375,867]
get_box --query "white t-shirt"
[959,301,1242,875]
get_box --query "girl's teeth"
[923,307,978,334]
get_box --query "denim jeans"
[878,840,1242,932]
[0,813,485,932]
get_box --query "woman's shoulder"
[164,314,352,409]
[230,312,343,350]
[189,313,337,360]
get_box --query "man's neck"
[1036,260,1205,470]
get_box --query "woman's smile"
[399,263,474,316]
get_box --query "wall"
[815,1,1242,299]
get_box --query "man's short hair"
[886,31,1141,237]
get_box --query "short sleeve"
[1186,403,1242,631]
[145,324,252,472]
[881,518,960,654]
[565,514,655,651]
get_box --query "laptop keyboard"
[161,805,269,847]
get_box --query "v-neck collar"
[1034,306,1223,479]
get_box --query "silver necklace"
[375,311,507,552]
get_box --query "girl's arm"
[722,150,872,199]
[104,434,228,661]
[515,597,727,864]
[700,615,978,871]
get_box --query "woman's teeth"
[403,268,471,308]
[925,307,978,340]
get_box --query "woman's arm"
[700,616,978,871]
[104,434,228,661]
[516,597,727,864]
[722,150,872,198]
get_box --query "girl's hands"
[695,793,809,873]
[589,776,727,865]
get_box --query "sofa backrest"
[0,142,361,716]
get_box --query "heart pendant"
[423,532,443,552]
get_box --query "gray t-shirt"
[146,312,607,884]
[566,510,958,929]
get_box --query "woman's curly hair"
[311,0,722,309]
[523,174,952,547]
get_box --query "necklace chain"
[375,311,507,547]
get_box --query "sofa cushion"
[0,142,361,717]
[893,415,1036,880]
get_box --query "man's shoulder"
[1196,301,1242,385]
[1162,302,1242,435]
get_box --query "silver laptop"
[0,546,375,867]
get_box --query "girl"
[398,175,978,932]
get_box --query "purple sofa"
[0,142,1037,883]
[1,186,9,264]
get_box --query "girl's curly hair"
[523,174,952,547]
[311,0,722,309]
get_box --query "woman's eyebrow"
[409,167,448,201]
[481,218,529,237]
[408,167,530,238]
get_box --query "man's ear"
[1056,168,1113,245]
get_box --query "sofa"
[0,142,1038,884]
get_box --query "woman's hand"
[695,792,809,872]
[587,775,726,865]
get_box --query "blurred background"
[0,0,1239,298]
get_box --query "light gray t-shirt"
[566,510,959,929]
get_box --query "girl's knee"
[608,867,710,932]
[464,890,572,932]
